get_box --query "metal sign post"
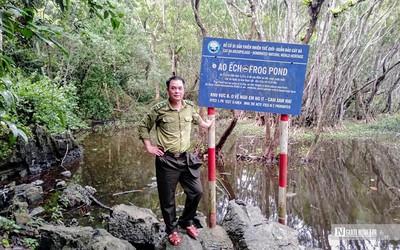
[207,107,216,228]
[199,37,310,227]
[278,114,289,224]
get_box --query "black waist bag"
[187,152,203,170]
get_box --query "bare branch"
[191,0,207,37]
[226,0,252,17]
[331,0,368,17]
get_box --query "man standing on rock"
[138,75,214,246]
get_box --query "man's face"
[167,79,184,102]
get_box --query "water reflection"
[74,130,160,213]
[76,130,400,249]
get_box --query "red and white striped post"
[207,107,216,228]
[278,114,289,225]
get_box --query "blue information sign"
[199,37,310,115]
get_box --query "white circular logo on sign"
[208,41,220,54]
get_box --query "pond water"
[71,128,400,249]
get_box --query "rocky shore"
[1,180,301,250]
[0,127,310,249]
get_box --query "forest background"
[1,0,400,159]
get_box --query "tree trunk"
[364,60,400,117]
[216,110,239,151]
[302,0,325,44]
[0,18,3,53]
[383,75,400,113]
[263,114,280,160]
[191,0,207,37]
[191,0,208,141]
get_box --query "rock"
[108,204,164,248]
[31,180,44,186]
[153,213,233,250]
[0,125,83,178]
[55,180,67,189]
[85,185,97,195]
[60,171,71,178]
[157,233,203,250]
[68,218,79,227]
[0,189,8,209]
[29,206,45,217]
[11,199,29,212]
[14,184,43,204]
[19,169,28,177]
[222,200,299,250]
[108,204,234,250]
[197,225,234,250]
[58,183,92,208]
[0,182,15,210]
[25,186,44,203]
[189,213,234,250]
[40,224,136,250]
[12,198,31,225]
[13,211,31,225]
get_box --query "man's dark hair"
[166,75,185,88]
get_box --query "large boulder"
[108,204,164,248]
[222,200,299,250]
[153,212,233,250]
[197,224,235,250]
[156,233,203,250]
[39,224,135,250]
[0,125,83,178]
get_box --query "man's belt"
[164,151,187,158]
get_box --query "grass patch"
[289,114,400,147]
[367,114,400,132]
[234,120,265,136]
[215,116,400,143]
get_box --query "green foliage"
[23,237,39,249]
[76,77,112,120]
[288,115,400,149]
[0,0,126,137]
[49,204,64,221]
[0,77,29,145]
[0,139,12,160]
[234,120,265,137]
[0,216,40,249]
[0,0,399,134]
[0,216,21,234]
[12,74,87,133]
[330,0,358,16]
[0,3,67,59]
[300,0,312,6]
[1,238,10,248]
[0,2,66,140]
[368,114,400,132]
[44,191,65,222]
[0,121,12,160]
[49,10,153,120]
[45,191,61,209]
[74,0,124,30]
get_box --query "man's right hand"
[146,145,165,156]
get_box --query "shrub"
[13,73,87,133]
